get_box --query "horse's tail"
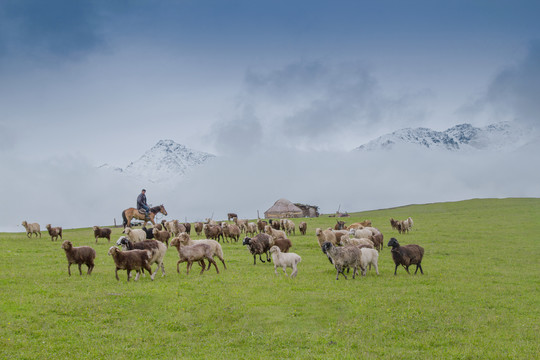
[122,210,128,227]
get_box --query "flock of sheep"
[20,215,424,281]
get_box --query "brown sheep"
[273,237,292,253]
[152,228,171,247]
[203,224,224,242]
[61,240,96,276]
[93,226,111,243]
[46,224,63,241]
[170,239,219,275]
[194,222,204,236]
[299,221,307,235]
[108,246,153,281]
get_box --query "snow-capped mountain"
[103,140,215,183]
[354,122,530,152]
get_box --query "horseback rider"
[137,189,150,220]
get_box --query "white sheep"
[351,228,373,239]
[269,246,301,278]
[22,221,41,238]
[124,227,146,242]
[359,248,379,276]
[341,235,374,248]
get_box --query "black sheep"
[387,237,424,275]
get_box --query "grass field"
[1,198,539,359]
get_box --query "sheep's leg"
[266,252,271,262]
[177,260,182,273]
[208,258,219,274]
[290,264,298,278]
[134,270,141,281]
[282,265,288,277]
[115,268,120,280]
[404,265,411,275]
[67,263,72,276]
[394,264,399,275]
[258,254,265,263]
[274,264,279,276]
[219,257,227,270]
[87,263,94,275]
[186,261,192,275]
[415,263,423,275]
[78,264,83,276]
[127,269,132,281]
[160,261,166,276]
[253,255,257,265]
[146,263,155,280]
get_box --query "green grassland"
[1,198,539,359]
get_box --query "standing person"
[137,189,150,220]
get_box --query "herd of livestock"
[19,215,424,281]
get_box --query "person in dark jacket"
[137,189,150,220]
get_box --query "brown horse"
[122,205,168,227]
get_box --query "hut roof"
[265,198,303,214]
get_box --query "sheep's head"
[242,237,251,246]
[108,246,120,256]
[46,224,51,230]
[124,227,132,235]
[387,237,399,248]
[179,233,190,242]
[341,236,350,245]
[22,221,27,227]
[315,228,322,236]
[269,245,280,254]
[61,240,72,250]
[115,236,128,246]
[93,226,98,231]
[321,241,333,254]
[152,228,159,235]
[170,237,180,248]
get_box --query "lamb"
[116,236,167,278]
[123,227,146,242]
[46,224,63,241]
[269,246,301,278]
[371,232,384,252]
[334,220,346,230]
[321,241,362,280]
[152,228,171,247]
[183,222,191,235]
[359,248,379,276]
[299,221,307,235]
[220,222,231,242]
[108,246,153,281]
[315,228,337,247]
[387,237,424,275]
[21,221,41,238]
[273,237,292,253]
[173,232,227,270]
[93,226,112,243]
[194,222,204,236]
[264,225,286,241]
[170,239,219,275]
[351,228,373,240]
[243,234,273,265]
[61,240,96,276]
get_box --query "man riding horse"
[137,189,150,220]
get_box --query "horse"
[122,204,168,227]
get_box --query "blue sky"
[1,1,539,230]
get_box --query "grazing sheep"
[21,221,41,238]
[152,228,171,247]
[170,240,219,275]
[359,248,379,276]
[299,221,307,235]
[46,224,63,241]
[269,246,301,278]
[174,233,227,270]
[194,222,204,236]
[315,228,337,247]
[273,237,292,253]
[321,242,362,280]
[108,246,153,281]
[387,237,424,275]
[264,225,286,241]
[123,227,146,242]
[116,237,167,278]
[243,234,273,265]
[61,240,96,276]
[93,226,112,243]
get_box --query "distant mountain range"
[354,122,530,152]
[99,140,215,183]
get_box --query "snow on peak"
[354,121,529,152]
[121,140,215,183]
